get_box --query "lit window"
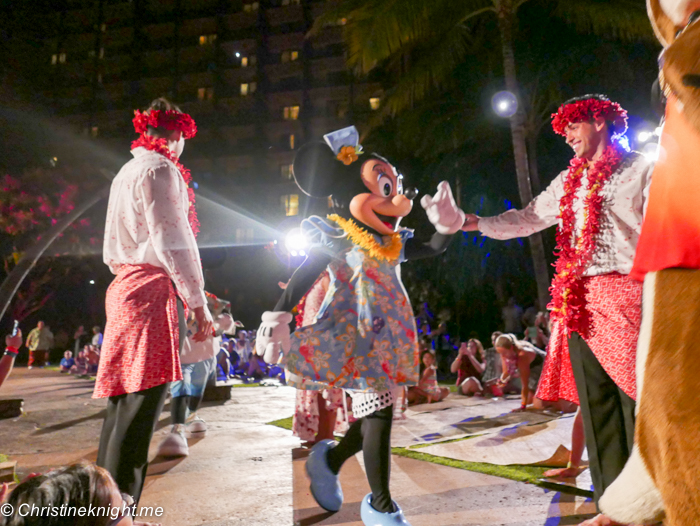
[59,53,66,63]
[199,35,207,45]
[280,164,294,180]
[91,126,99,137]
[290,50,299,61]
[200,34,217,45]
[240,83,249,96]
[369,97,381,110]
[281,194,299,216]
[289,134,295,150]
[283,105,300,120]
[198,87,214,100]
[243,2,259,11]
[51,54,57,65]
[241,56,248,67]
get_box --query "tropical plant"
[314,0,653,308]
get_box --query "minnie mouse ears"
[292,126,363,198]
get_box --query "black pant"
[568,332,635,506]
[326,405,394,513]
[96,296,186,502]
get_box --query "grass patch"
[231,382,264,388]
[437,381,459,393]
[267,416,293,430]
[392,447,592,497]
[0,454,8,463]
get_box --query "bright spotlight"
[285,228,308,254]
[89,280,95,285]
[235,52,241,58]
[637,130,653,143]
[642,143,660,162]
[491,91,518,118]
[299,250,306,257]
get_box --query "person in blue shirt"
[59,350,75,373]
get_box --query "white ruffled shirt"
[103,147,207,309]
[479,152,654,276]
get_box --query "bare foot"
[578,514,630,526]
[543,466,586,478]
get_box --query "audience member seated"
[86,345,100,375]
[452,339,486,396]
[59,351,75,373]
[71,349,89,377]
[407,351,449,405]
[494,334,546,411]
[0,462,160,526]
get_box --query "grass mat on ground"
[267,416,293,430]
[392,447,593,497]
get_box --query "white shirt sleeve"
[479,171,566,240]
[139,163,207,309]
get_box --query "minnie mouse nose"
[404,187,419,200]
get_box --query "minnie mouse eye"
[378,174,393,197]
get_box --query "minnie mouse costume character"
[256,126,464,525]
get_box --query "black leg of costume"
[326,405,394,513]
[170,395,189,425]
[188,389,205,414]
[96,383,169,503]
[568,332,636,506]
[97,297,186,503]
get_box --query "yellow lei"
[328,214,403,262]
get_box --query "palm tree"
[314,0,652,309]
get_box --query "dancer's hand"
[462,213,480,231]
[420,181,465,235]
[192,306,213,342]
[256,311,292,364]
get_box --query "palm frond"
[312,0,493,74]
[551,0,655,42]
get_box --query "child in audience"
[71,349,89,376]
[494,334,546,411]
[0,461,160,526]
[407,351,449,404]
[59,351,75,373]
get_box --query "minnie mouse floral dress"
[285,217,420,400]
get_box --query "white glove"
[255,311,293,364]
[420,181,466,235]
[214,313,237,336]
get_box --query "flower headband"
[323,126,364,165]
[132,109,198,139]
[551,98,628,138]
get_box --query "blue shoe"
[305,439,343,512]
[360,493,411,526]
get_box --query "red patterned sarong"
[536,273,641,405]
[93,264,183,398]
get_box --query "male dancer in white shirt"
[95,97,212,503]
[463,95,653,526]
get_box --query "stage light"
[89,280,95,285]
[642,142,661,162]
[285,228,308,254]
[637,130,653,143]
[235,52,241,58]
[491,91,518,118]
[299,250,306,257]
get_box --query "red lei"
[131,134,200,236]
[548,144,625,335]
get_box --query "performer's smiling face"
[349,158,413,236]
[564,117,609,160]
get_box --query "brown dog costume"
[599,1,700,524]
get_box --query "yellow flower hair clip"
[336,145,363,165]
